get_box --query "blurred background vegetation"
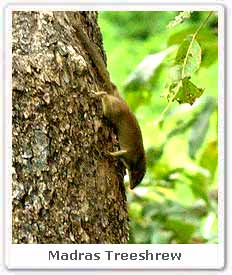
[98,11,218,244]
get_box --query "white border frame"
[4,3,225,270]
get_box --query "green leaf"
[188,97,216,158]
[199,140,218,182]
[124,46,176,91]
[201,41,218,67]
[165,218,196,243]
[190,176,209,204]
[166,117,196,140]
[175,35,201,78]
[168,28,216,48]
[168,65,182,82]
[168,28,218,67]
[201,212,218,241]
[151,229,173,244]
[146,146,164,167]
[174,78,204,105]
[164,36,203,106]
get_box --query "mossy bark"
[12,11,129,244]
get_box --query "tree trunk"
[12,11,129,244]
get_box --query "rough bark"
[12,11,129,244]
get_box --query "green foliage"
[175,35,201,77]
[168,28,218,68]
[163,12,213,113]
[188,97,216,158]
[173,78,204,105]
[99,11,218,244]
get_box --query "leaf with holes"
[175,35,202,78]
[174,78,204,105]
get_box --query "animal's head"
[128,157,146,189]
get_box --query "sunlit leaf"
[124,46,176,91]
[165,218,196,243]
[168,65,182,82]
[175,35,201,78]
[199,140,218,181]
[188,97,216,158]
[202,212,217,240]
[164,35,203,106]
[168,28,218,67]
[201,41,218,67]
[174,77,204,105]
[190,177,209,204]
[146,146,164,167]
[151,230,173,243]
